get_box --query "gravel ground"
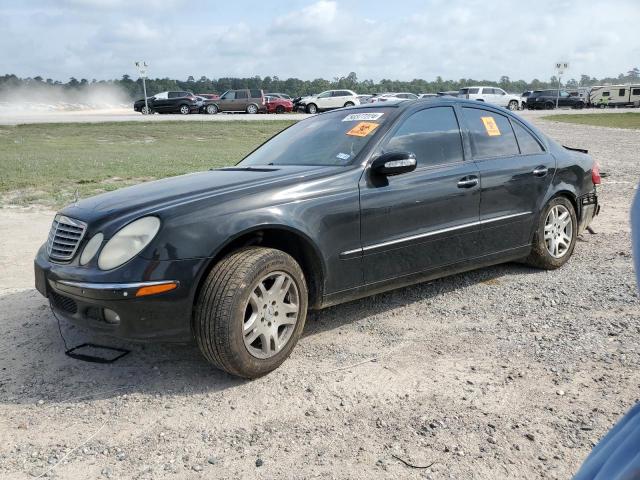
[0,117,639,479]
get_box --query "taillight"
[592,161,601,185]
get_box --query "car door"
[460,106,553,254]
[151,92,169,111]
[330,91,345,108]
[359,105,481,284]
[494,88,509,107]
[480,87,494,103]
[217,90,236,111]
[315,91,332,110]
[558,91,571,107]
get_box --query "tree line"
[1,68,639,100]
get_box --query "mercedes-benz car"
[35,99,600,378]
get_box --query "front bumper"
[34,246,207,342]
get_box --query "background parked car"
[207,89,266,114]
[264,95,293,114]
[297,90,359,114]
[458,86,523,111]
[133,91,199,114]
[195,96,220,114]
[418,93,438,99]
[266,93,292,101]
[526,90,585,110]
[369,92,418,103]
[357,94,373,104]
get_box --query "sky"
[1,0,639,83]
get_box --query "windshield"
[238,108,392,167]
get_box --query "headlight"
[80,233,104,265]
[98,217,161,270]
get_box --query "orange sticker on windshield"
[346,122,379,137]
[481,116,501,136]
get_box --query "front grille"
[50,291,78,314]
[46,215,87,262]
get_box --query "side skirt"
[320,245,531,309]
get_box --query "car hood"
[61,165,335,221]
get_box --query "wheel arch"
[194,225,326,310]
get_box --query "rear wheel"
[141,105,151,115]
[275,105,285,114]
[179,104,190,115]
[306,103,318,114]
[508,100,519,111]
[206,104,218,114]
[193,247,308,378]
[525,197,577,269]
[545,102,555,110]
[246,104,259,114]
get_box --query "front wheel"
[141,105,151,115]
[508,100,519,111]
[193,247,308,378]
[545,102,555,110]
[275,105,285,114]
[525,197,577,269]
[179,104,190,115]
[306,103,318,114]
[344,101,354,107]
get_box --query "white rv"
[589,85,640,108]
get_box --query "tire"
[344,101,354,107]
[246,104,259,114]
[275,105,285,114]
[575,102,584,109]
[524,197,577,270]
[206,104,218,114]
[508,100,519,111]
[306,103,318,114]
[179,104,190,115]
[545,102,555,110]
[193,247,308,378]
[141,105,151,115]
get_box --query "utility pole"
[135,61,149,114]
[554,62,569,109]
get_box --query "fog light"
[103,308,121,325]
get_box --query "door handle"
[457,176,478,188]
[533,166,548,177]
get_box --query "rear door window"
[383,106,464,168]
[236,91,248,99]
[511,121,544,155]
[168,92,180,98]
[462,107,519,158]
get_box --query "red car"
[265,95,293,114]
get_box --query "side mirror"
[371,152,417,176]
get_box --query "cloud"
[0,0,638,82]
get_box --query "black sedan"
[526,90,586,110]
[35,99,600,378]
[133,91,199,114]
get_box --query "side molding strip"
[339,211,532,259]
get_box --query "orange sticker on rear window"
[481,116,501,136]
[346,122,379,137]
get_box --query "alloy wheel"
[180,105,190,114]
[243,271,300,359]
[544,205,573,258]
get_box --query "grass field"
[0,120,295,207]
[542,112,640,129]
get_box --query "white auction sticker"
[342,112,384,122]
